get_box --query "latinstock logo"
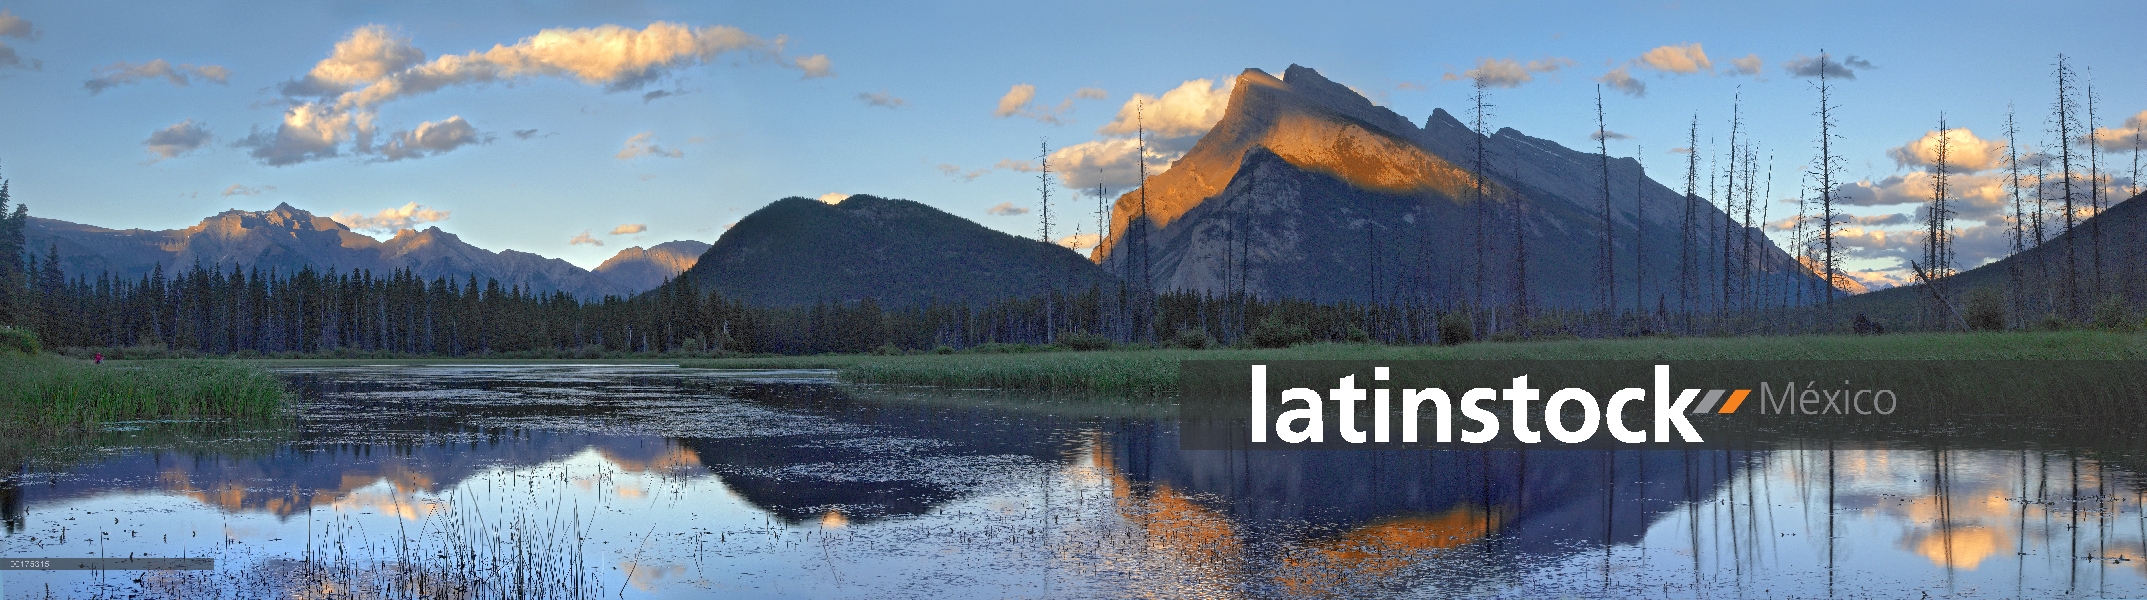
[1176,360,1951,450]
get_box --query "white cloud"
[2088,109,2147,153]
[234,103,353,166]
[857,90,904,108]
[1590,129,1631,141]
[1047,137,1152,190]
[279,25,426,97]
[568,230,603,246]
[1598,67,1644,97]
[994,84,1036,118]
[331,202,451,233]
[1057,232,1099,251]
[1073,87,1107,100]
[373,116,486,162]
[985,202,1028,216]
[1441,57,1574,88]
[609,223,647,235]
[246,22,824,165]
[84,59,230,94]
[616,131,683,160]
[143,119,213,162]
[817,192,850,204]
[220,183,274,197]
[1835,172,2011,218]
[1098,78,1233,138]
[1728,54,1762,76]
[1637,43,1711,74]
[1886,127,2007,173]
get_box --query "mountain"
[25,203,637,298]
[593,240,712,292]
[1842,189,2147,323]
[678,194,1112,306]
[1093,65,1836,308]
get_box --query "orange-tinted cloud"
[1887,127,2008,173]
[1637,43,1711,74]
[247,22,822,165]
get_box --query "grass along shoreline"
[679,331,2147,396]
[0,352,288,464]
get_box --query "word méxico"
[1249,365,1740,445]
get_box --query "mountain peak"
[1091,64,1483,263]
[593,239,710,293]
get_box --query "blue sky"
[0,0,2140,284]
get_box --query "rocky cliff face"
[1094,64,1837,308]
[25,203,642,299]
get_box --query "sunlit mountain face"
[1091,65,1836,307]
[6,366,2140,597]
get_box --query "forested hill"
[678,195,1114,306]
[1841,189,2147,324]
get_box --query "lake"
[3,364,2143,598]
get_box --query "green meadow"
[679,330,2147,396]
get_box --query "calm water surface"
[3,364,2144,598]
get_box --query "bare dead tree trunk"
[1723,95,1741,323]
[1038,139,1054,343]
[1734,138,1751,316]
[2085,72,2104,305]
[2053,54,2080,320]
[1635,146,1648,331]
[1814,50,1843,318]
[1595,86,1615,331]
[1924,114,1953,328]
[1471,80,1493,336]
[1681,117,1699,332]
[1135,102,1154,342]
[2005,108,2028,327]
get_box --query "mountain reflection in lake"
[2,365,2143,598]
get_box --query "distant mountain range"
[25,203,702,298]
[676,194,1111,306]
[1092,65,1842,308]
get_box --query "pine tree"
[0,167,18,326]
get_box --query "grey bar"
[1,557,213,570]
[1691,389,1726,414]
